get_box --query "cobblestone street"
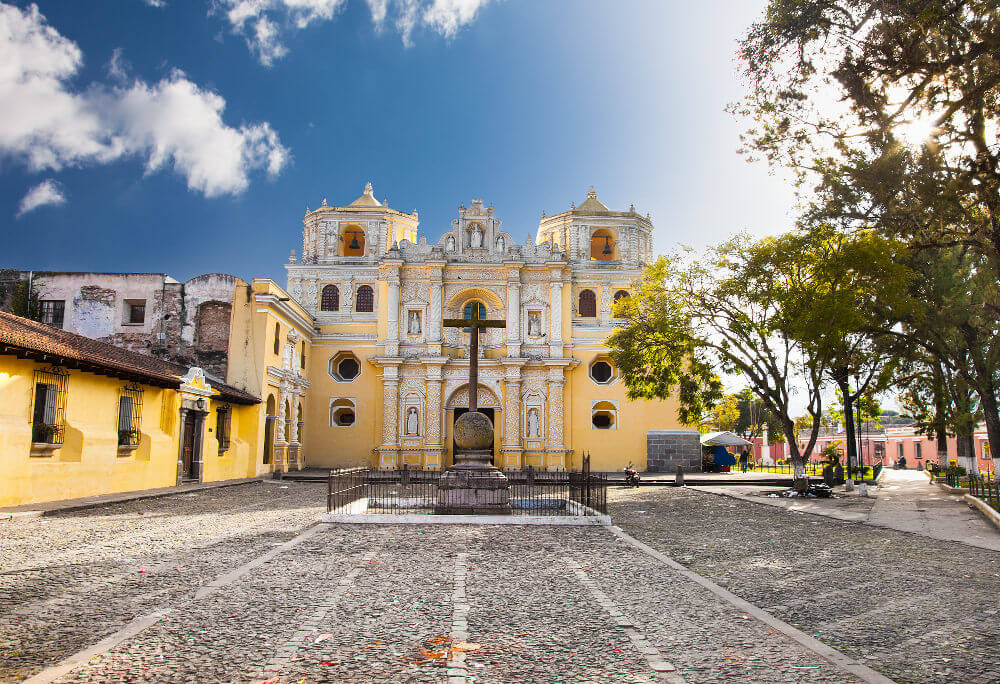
[2,480,871,684]
[609,486,1000,684]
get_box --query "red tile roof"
[0,311,258,404]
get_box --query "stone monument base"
[435,449,511,515]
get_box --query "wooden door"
[182,412,197,479]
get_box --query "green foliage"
[9,280,40,320]
[708,394,741,432]
[735,0,1000,466]
[607,257,723,426]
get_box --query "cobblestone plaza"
[2,481,997,683]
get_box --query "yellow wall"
[303,340,381,467]
[0,357,179,507]
[0,355,263,508]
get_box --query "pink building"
[797,425,992,473]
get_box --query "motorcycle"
[623,463,640,487]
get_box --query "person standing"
[739,449,750,473]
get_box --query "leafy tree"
[748,225,910,475]
[609,244,828,478]
[733,387,784,442]
[707,394,741,432]
[735,0,1000,466]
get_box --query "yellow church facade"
[0,184,692,508]
[286,184,684,473]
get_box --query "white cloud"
[221,0,492,62]
[16,179,65,217]
[217,0,345,65]
[421,0,489,38]
[143,0,167,7]
[107,47,128,81]
[0,3,288,197]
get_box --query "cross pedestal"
[437,307,511,514]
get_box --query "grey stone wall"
[646,430,702,472]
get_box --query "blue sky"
[1,0,794,283]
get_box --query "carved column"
[288,393,301,469]
[424,363,444,468]
[506,273,521,357]
[386,268,400,357]
[501,367,523,469]
[428,265,444,353]
[599,283,612,326]
[546,371,566,469]
[275,384,289,471]
[379,364,401,468]
[549,272,564,357]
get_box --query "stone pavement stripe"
[605,525,896,684]
[565,556,685,683]
[256,546,381,679]
[448,551,470,684]
[20,522,327,684]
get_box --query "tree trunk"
[933,363,949,470]
[836,372,858,479]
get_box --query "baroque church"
[0,183,692,507]
[284,183,681,472]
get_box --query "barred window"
[216,404,232,453]
[320,285,339,311]
[39,300,65,328]
[273,323,281,355]
[578,289,597,318]
[356,285,374,313]
[30,368,68,446]
[118,385,143,449]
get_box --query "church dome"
[576,186,609,212]
[348,182,382,208]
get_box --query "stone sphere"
[454,411,494,450]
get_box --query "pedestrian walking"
[739,449,750,473]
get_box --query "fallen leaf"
[318,661,340,665]
[251,678,279,684]
[452,642,482,653]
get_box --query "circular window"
[330,352,361,382]
[590,360,613,384]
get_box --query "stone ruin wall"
[0,271,241,380]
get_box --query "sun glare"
[896,115,937,148]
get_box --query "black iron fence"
[969,474,1000,512]
[326,462,608,516]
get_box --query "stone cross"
[443,307,505,411]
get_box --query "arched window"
[590,229,617,261]
[463,301,486,320]
[341,225,365,256]
[356,285,374,312]
[463,301,486,332]
[613,290,629,303]
[578,290,596,318]
[320,285,339,311]
[300,341,306,369]
[273,323,281,355]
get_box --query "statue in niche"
[408,310,421,335]
[446,235,456,252]
[528,312,541,337]
[527,408,540,438]
[470,224,483,249]
[496,235,505,252]
[406,407,419,435]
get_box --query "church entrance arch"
[444,383,501,468]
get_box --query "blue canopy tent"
[700,431,752,471]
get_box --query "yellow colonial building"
[285,184,686,473]
[0,311,260,507]
[1,185,698,507]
